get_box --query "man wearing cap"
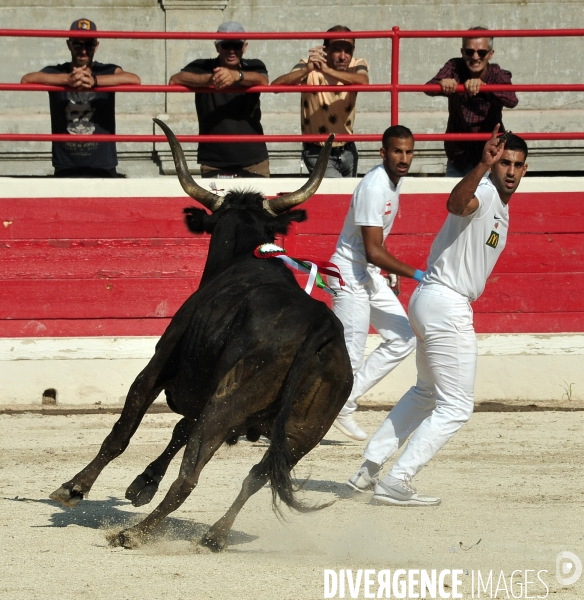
[169,22,270,178]
[271,25,369,177]
[21,18,141,178]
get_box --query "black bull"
[50,119,353,551]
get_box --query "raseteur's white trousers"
[364,282,477,479]
[331,271,416,416]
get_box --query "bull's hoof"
[109,529,144,549]
[49,483,84,508]
[125,473,159,507]
[199,532,227,553]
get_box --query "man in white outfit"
[330,125,426,441]
[347,125,528,504]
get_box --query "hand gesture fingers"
[481,124,505,167]
[308,46,326,66]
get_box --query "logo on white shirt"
[486,231,500,249]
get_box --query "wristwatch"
[238,70,244,82]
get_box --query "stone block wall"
[1,0,583,176]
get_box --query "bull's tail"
[265,320,345,515]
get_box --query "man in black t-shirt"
[169,22,269,178]
[21,18,141,177]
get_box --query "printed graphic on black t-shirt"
[181,57,269,168]
[41,61,119,170]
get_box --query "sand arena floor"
[0,406,582,600]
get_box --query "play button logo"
[556,551,582,586]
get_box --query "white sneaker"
[333,414,367,441]
[371,475,441,507]
[346,463,380,492]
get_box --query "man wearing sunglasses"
[169,21,269,178]
[21,18,140,177]
[271,25,369,177]
[425,26,518,178]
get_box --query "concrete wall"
[1,0,583,176]
[2,334,583,405]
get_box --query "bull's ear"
[183,206,216,234]
[266,210,308,236]
[287,210,308,224]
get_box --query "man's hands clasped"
[212,66,242,90]
[306,45,332,75]
[66,65,96,89]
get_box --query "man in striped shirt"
[425,26,518,177]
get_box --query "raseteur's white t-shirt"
[424,175,509,301]
[332,164,402,288]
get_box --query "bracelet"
[413,269,425,282]
[92,74,98,88]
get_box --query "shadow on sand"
[7,495,258,548]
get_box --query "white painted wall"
[1,334,582,405]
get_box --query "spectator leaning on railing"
[271,25,369,178]
[20,18,141,178]
[425,26,518,178]
[169,21,270,178]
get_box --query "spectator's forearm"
[21,72,69,85]
[495,91,519,108]
[322,69,368,85]
[95,71,141,86]
[169,71,213,87]
[271,69,308,86]
[239,72,268,87]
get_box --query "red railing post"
[391,26,400,126]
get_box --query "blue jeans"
[302,142,358,177]
[445,160,474,178]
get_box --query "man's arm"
[169,70,213,87]
[446,124,505,216]
[21,66,140,88]
[488,67,518,108]
[319,65,369,85]
[425,59,458,97]
[271,64,309,85]
[212,67,268,90]
[21,71,72,86]
[92,67,140,86]
[272,52,369,86]
[463,66,519,101]
[362,226,420,279]
[170,68,267,90]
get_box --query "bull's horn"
[264,134,335,215]
[154,118,224,212]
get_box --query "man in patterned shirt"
[425,26,518,177]
[272,25,369,177]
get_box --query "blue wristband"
[413,269,424,282]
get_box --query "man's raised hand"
[481,124,506,168]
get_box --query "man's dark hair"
[463,25,493,50]
[382,125,414,149]
[503,133,528,159]
[324,25,353,48]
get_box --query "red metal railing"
[1,27,584,144]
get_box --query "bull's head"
[153,118,333,215]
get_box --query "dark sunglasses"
[463,48,490,59]
[70,40,97,51]
[219,41,244,51]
